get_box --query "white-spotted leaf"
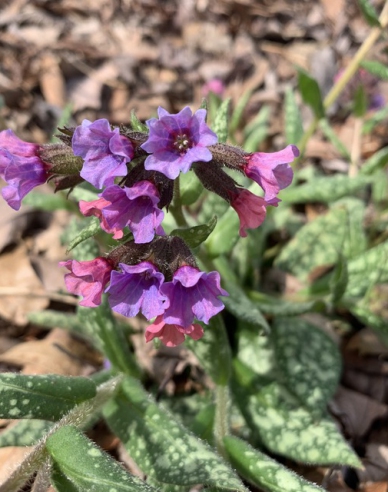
[103,377,248,491]
[284,88,304,146]
[0,419,53,447]
[212,98,230,143]
[46,425,156,492]
[273,318,341,413]
[224,436,324,492]
[241,384,361,467]
[0,373,96,421]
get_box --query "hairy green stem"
[169,176,189,227]
[296,0,388,159]
[214,383,230,457]
[0,376,122,492]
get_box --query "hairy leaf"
[171,216,217,249]
[284,88,304,146]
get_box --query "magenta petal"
[245,145,298,201]
[231,189,268,237]
[59,257,112,307]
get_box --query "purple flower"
[0,130,49,210]
[243,145,298,202]
[72,119,134,189]
[79,181,164,243]
[106,262,167,320]
[160,266,228,328]
[145,315,204,347]
[59,257,113,307]
[141,106,218,180]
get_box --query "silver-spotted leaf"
[212,98,230,143]
[46,425,155,491]
[0,419,53,447]
[103,377,248,491]
[275,198,366,280]
[242,384,361,467]
[273,318,341,413]
[66,217,101,254]
[0,373,96,421]
[284,88,304,146]
[224,436,324,492]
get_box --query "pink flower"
[0,130,49,210]
[145,315,204,347]
[59,257,113,307]
[230,188,269,237]
[243,145,298,202]
[202,78,225,97]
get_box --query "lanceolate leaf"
[0,419,53,447]
[212,98,230,143]
[360,146,388,175]
[330,254,349,304]
[103,376,248,491]
[46,425,155,492]
[179,170,204,205]
[284,88,304,146]
[297,68,325,119]
[66,217,101,254]
[356,0,381,26]
[244,105,271,152]
[272,318,342,413]
[0,373,96,421]
[205,208,240,257]
[171,216,217,249]
[224,436,324,492]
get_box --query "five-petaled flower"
[141,106,218,180]
[243,145,299,203]
[160,265,228,328]
[59,257,113,308]
[106,262,167,320]
[0,130,49,210]
[72,118,134,189]
[79,181,164,243]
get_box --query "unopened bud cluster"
[0,106,298,346]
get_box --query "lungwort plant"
[1,1,388,488]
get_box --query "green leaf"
[103,377,248,491]
[319,119,351,160]
[363,105,388,134]
[360,146,388,175]
[171,216,217,249]
[346,240,388,298]
[214,256,270,332]
[356,0,381,26]
[205,207,240,257]
[297,68,325,119]
[23,191,75,211]
[224,436,324,492]
[275,198,366,280]
[28,310,85,335]
[237,383,361,467]
[284,88,304,146]
[243,105,271,152]
[46,425,155,492]
[212,98,230,143]
[273,318,341,413]
[281,174,370,203]
[249,292,324,317]
[0,373,96,420]
[179,171,203,205]
[330,254,349,304]
[70,186,99,202]
[186,315,231,385]
[0,419,53,447]
[77,296,141,377]
[66,217,101,254]
[130,109,149,132]
[230,89,252,135]
[353,85,368,117]
[51,463,80,492]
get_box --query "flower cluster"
[0,105,299,346]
